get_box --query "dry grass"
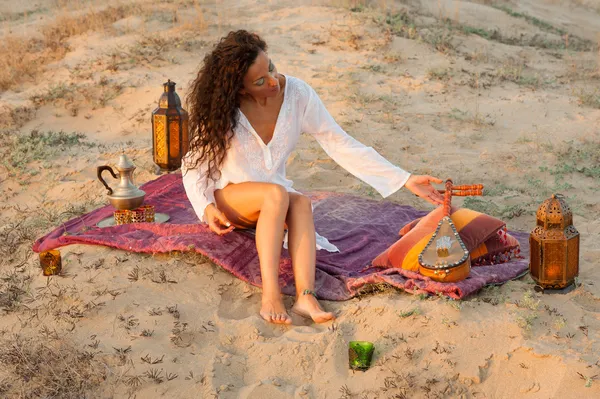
[0,36,58,92]
[464,47,491,63]
[0,199,97,273]
[0,105,37,130]
[576,88,600,108]
[493,4,596,51]
[563,58,600,82]
[376,9,419,40]
[545,138,600,178]
[29,78,126,114]
[448,107,495,128]
[0,186,103,270]
[0,334,107,398]
[0,270,33,314]
[0,4,48,22]
[463,197,532,220]
[0,130,102,273]
[0,3,142,91]
[0,130,94,176]
[496,61,543,88]
[102,34,208,71]
[427,67,453,81]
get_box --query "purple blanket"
[33,174,529,300]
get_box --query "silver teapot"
[97,154,146,210]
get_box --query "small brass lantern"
[152,79,189,171]
[529,194,579,290]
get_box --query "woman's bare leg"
[214,182,291,324]
[286,193,335,323]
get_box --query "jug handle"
[97,166,118,195]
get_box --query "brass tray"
[96,213,170,228]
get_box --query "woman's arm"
[182,152,234,234]
[182,146,227,224]
[300,81,444,205]
[301,83,411,198]
[181,158,216,223]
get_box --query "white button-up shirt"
[182,75,411,252]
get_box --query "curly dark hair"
[184,30,267,185]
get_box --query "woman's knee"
[288,193,312,215]
[263,183,290,210]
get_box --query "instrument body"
[418,180,483,283]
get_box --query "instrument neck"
[443,180,453,217]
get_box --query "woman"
[182,30,443,325]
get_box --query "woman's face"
[240,50,280,99]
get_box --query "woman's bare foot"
[291,294,335,323]
[260,295,292,325]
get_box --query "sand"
[0,0,599,397]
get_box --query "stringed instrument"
[418,179,484,283]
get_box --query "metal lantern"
[529,194,579,290]
[152,79,189,171]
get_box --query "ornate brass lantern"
[529,194,579,290]
[152,79,189,171]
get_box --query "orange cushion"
[470,226,521,266]
[372,206,515,271]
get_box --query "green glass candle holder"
[348,341,374,371]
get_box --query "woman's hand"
[404,175,444,206]
[204,204,235,235]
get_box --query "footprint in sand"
[217,285,333,341]
[205,350,248,397]
[217,284,262,320]
[282,325,329,341]
[238,380,297,399]
[217,284,297,323]
[216,285,294,340]
[573,291,600,313]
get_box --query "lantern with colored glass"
[529,194,579,290]
[151,79,189,171]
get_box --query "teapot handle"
[97,166,118,195]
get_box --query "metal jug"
[97,154,146,210]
